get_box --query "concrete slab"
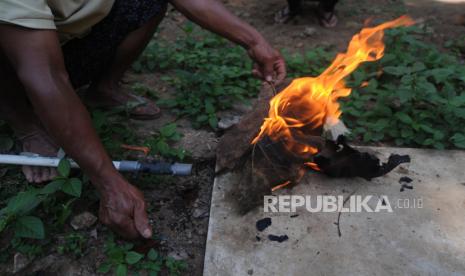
[204,147,465,276]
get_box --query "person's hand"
[98,176,152,240]
[247,39,286,85]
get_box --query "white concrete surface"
[204,147,465,276]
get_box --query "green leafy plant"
[98,234,188,276]
[341,26,465,149]
[283,46,334,78]
[0,159,82,239]
[165,257,188,276]
[57,233,87,258]
[91,110,138,156]
[134,22,261,129]
[445,35,465,58]
[131,82,159,100]
[144,123,187,160]
[97,236,163,276]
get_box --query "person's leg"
[288,0,303,15]
[0,54,58,183]
[275,0,303,24]
[317,0,339,28]
[319,0,338,12]
[93,12,166,97]
[63,0,168,119]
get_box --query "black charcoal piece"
[290,214,299,218]
[399,176,413,183]
[314,136,411,180]
[256,217,272,232]
[268,234,289,243]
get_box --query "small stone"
[168,250,188,261]
[13,252,30,273]
[218,115,242,130]
[303,26,317,37]
[345,21,361,28]
[192,207,207,219]
[296,42,304,48]
[70,212,98,230]
[89,228,98,239]
[248,269,254,275]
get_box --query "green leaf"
[204,101,215,114]
[14,216,45,239]
[0,136,14,152]
[6,190,41,216]
[147,249,159,261]
[40,179,65,195]
[429,68,453,83]
[0,215,11,232]
[156,140,170,155]
[196,114,208,123]
[97,262,112,274]
[115,264,128,276]
[383,66,406,76]
[395,112,413,124]
[125,251,144,265]
[160,123,177,137]
[451,133,465,149]
[61,178,82,197]
[58,158,71,178]
[208,116,218,129]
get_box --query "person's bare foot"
[316,7,338,28]
[85,83,161,120]
[274,6,300,24]
[19,129,59,183]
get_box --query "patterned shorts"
[62,0,168,88]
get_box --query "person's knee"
[15,61,71,96]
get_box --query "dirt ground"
[1,0,464,275]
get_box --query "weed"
[0,159,84,260]
[341,26,465,149]
[91,110,138,157]
[97,235,186,276]
[143,123,187,160]
[57,233,87,258]
[134,22,261,129]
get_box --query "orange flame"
[252,16,414,159]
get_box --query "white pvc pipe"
[0,154,122,170]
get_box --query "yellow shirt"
[0,0,115,43]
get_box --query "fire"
[252,16,414,159]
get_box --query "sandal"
[316,5,338,28]
[275,6,299,24]
[85,86,161,120]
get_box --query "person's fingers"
[22,166,34,183]
[263,59,275,83]
[252,68,263,79]
[133,201,152,239]
[32,166,42,183]
[106,209,140,240]
[274,59,287,84]
[40,168,51,183]
[49,168,58,180]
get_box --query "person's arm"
[170,0,286,84]
[0,25,151,240]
